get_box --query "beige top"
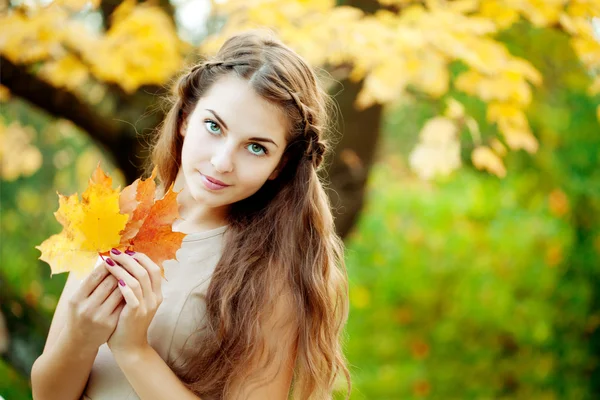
[82,225,228,400]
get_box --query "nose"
[210,141,234,174]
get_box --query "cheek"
[236,162,276,189]
[182,131,210,161]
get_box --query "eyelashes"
[203,119,268,157]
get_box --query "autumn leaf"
[119,167,158,243]
[471,146,507,178]
[36,164,128,277]
[118,169,186,275]
[120,185,186,275]
[37,164,186,278]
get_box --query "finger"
[98,286,124,317]
[109,249,152,298]
[74,262,110,301]
[104,258,143,301]
[107,302,125,325]
[87,275,118,308]
[116,279,140,310]
[125,251,163,296]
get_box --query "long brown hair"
[148,31,350,399]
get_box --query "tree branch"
[0,56,164,182]
[1,56,122,148]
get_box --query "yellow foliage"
[0,119,43,181]
[0,6,69,64]
[84,2,184,93]
[39,54,89,90]
[472,146,507,178]
[0,1,184,94]
[2,0,599,180]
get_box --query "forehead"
[195,74,289,143]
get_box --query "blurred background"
[1,0,600,399]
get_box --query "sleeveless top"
[82,225,228,400]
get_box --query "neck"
[171,169,228,235]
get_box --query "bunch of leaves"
[1,0,598,182]
[36,164,185,278]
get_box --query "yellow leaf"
[479,1,519,29]
[445,98,465,120]
[36,164,129,277]
[419,116,457,145]
[487,102,538,153]
[36,233,101,277]
[409,117,461,180]
[500,124,539,153]
[487,102,527,125]
[472,146,506,177]
[39,54,89,90]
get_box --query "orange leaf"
[121,183,185,275]
[119,167,158,243]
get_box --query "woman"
[31,31,351,400]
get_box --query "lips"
[199,173,231,191]
[203,174,230,186]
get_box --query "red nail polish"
[125,250,135,256]
[119,279,126,286]
[106,258,116,266]
[111,248,121,255]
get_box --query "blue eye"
[247,143,267,156]
[204,120,221,135]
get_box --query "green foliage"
[344,165,583,399]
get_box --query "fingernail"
[125,250,135,256]
[118,279,126,286]
[111,248,121,255]
[106,258,116,266]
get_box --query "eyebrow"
[206,108,279,148]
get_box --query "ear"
[268,153,289,180]
[179,120,187,138]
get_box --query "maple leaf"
[118,169,186,276]
[36,164,129,277]
[37,164,186,278]
[119,167,158,243]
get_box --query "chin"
[195,190,231,208]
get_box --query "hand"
[65,263,125,351]
[104,249,163,355]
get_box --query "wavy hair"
[148,31,350,399]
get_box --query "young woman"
[31,31,351,400]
